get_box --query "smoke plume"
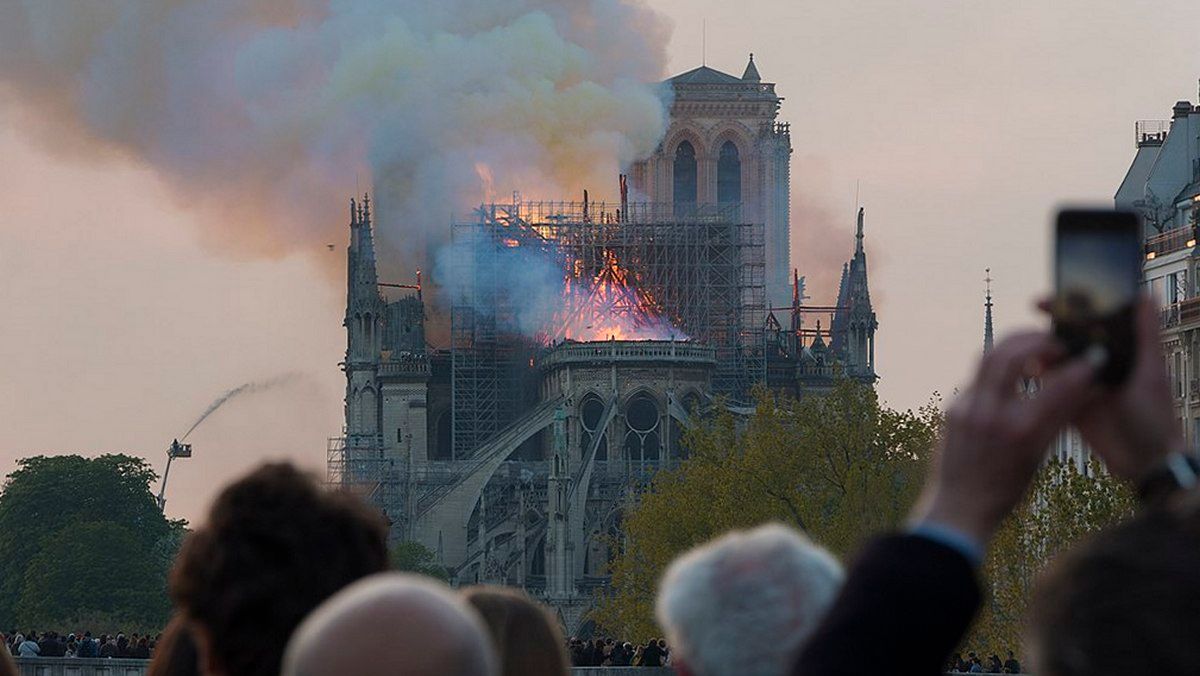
[791,156,855,306]
[0,1,672,273]
[181,373,298,440]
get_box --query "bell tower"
[628,53,792,307]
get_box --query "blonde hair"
[463,586,570,676]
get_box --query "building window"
[580,395,608,461]
[673,141,697,214]
[1150,277,1166,308]
[624,393,661,465]
[1175,352,1184,399]
[717,140,741,204]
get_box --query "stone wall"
[13,659,1027,675]
[14,658,149,675]
[12,661,677,676]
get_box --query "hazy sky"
[3,0,1200,525]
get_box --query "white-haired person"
[656,524,844,676]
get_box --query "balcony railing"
[1146,225,1198,258]
[1162,297,1200,329]
[1136,119,1169,147]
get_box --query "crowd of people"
[3,630,156,659]
[947,651,1022,673]
[0,297,1196,676]
[567,637,670,667]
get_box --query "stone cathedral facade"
[628,54,793,308]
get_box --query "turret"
[344,193,386,440]
[831,207,878,381]
[346,193,385,364]
[742,53,761,82]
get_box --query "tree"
[592,381,942,638]
[968,458,1134,652]
[391,540,449,581]
[0,454,181,628]
[15,521,171,632]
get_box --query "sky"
[2,0,1200,525]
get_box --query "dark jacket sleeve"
[793,533,981,676]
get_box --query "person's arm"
[795,332,1100,676]
[798,533,980,676]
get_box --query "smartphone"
[1053,209,1143,386]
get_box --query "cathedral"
[330,56,877,632]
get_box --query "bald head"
[282,573,497,676]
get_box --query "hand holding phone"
[1052,209,1142,386]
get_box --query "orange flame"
[550,250,684,342]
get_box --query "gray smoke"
[181,373,298,440]
[0,1,672,274]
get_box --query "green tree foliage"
[15,522,169,632]
[968,458,1134,653]
[0,454,182,629]
[391,540,449,581]
[593,381,942,638]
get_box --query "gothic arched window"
[580,395,608,461]
[717,140,741,204]
[673,140,697,214]
[623,393,661,466]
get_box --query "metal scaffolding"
[449,200,766,457]
[327,435,406,538]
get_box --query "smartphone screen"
[1054,209,1142,385]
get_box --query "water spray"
[157,374,297,512]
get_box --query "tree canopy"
[593,380,942,638]
[390,540,450,581]
[0,454,182,630]
[968,457,1134,652]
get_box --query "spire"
[855,207,865,256]
[347,192,381,309]
[811,319,826,351]
[830,206,877,379]
[984,268,995,353]
[742,52,761,82]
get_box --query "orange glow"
[549,250,684,342]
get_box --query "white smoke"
[0,0,672,273]
[433,234,564,336]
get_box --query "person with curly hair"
[170,462,388,676]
